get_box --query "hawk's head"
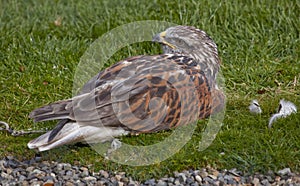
[153,25,220,76]
[153,25,219,59]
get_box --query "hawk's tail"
[27,121,128,151]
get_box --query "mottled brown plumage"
[28,26,225,151]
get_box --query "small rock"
[292,176,300,183]
[256,174,264,181]
[0,160,5,169]
[157,180,167,186]
[72,174,79,180]
[6,156,13,160]
[266,175,273,183]
[56,163,63,171]
[115,174,122,181]
[278,180,286,185]
[203,177,215,185]
[99,170,109,178]
[252,177,260,186]
[192,170,200,176]
[26,166,35,172]
[119,172,126,176]
[167,177,175,183]
[43,176,54,182]
[267,170,275,177]
[65,170,73,177]
[199,171,208,179]
[160,177,168,182]
[214,180,220,185]
[34,156,42,162]
[183,170,191,177]
[6,157,21,168]
[19,175,27,181]
[128,177,139,185]
[186,177,194,184]
[173,171,179,177]
[211,170,219,177]
[6,168,13,175]
[78,181,87,186]
[208,174,217,180]
[43,180,54,186]
[1,172,13,180]
[227,178,236,185]
[278,168,291,176]
[57,170,65,176]
[233,176,241,182]
[110,176,117,182]
[62,175,71,180]
[224,174,233,181]
[286,178,292,184]
[100,177,109,183]
[21,181,29,186]
[195,175,202,183]
[63,163,72,170]
[26,159,35,165]
[39,161,50,168]
[65,181,74,186]
[83,176,97,182]
[144,178,156,185]
[31,181,41,186]
[96,180,106,185]
[174,178,180,185]
[120,177,129,183]
[80,167,89,177]
[261,179,270,186]
[178,173,187,183]
[33,169,43,174]
[240,177,247,184]
[218,176,224,183]
[50,172,56,178]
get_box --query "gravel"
[0,156,299,185]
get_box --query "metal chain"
[0,121,45,136]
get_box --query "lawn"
[0,0,299,180]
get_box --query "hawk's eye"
[172,38,187,47]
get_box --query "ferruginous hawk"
[28,26,225,151]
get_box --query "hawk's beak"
[152,31,176,49]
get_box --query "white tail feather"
[27,122,129,151]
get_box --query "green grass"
[1,0,300,181]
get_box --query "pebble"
[278,168,291,175]
[115,174,122,181]
[178,173,187,183]
[261,179,270,186]
[144,178,156,185]
[0,156,299,185]
[208,174,217,180]
[99,169,109,178]
[252,177,260,186]
[157,179,168,186]
[195,175,202,183]
[83,176,97,182]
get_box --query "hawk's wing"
[30,54,212,134]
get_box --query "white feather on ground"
[268,99,297,128]
[249,99,262,114]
